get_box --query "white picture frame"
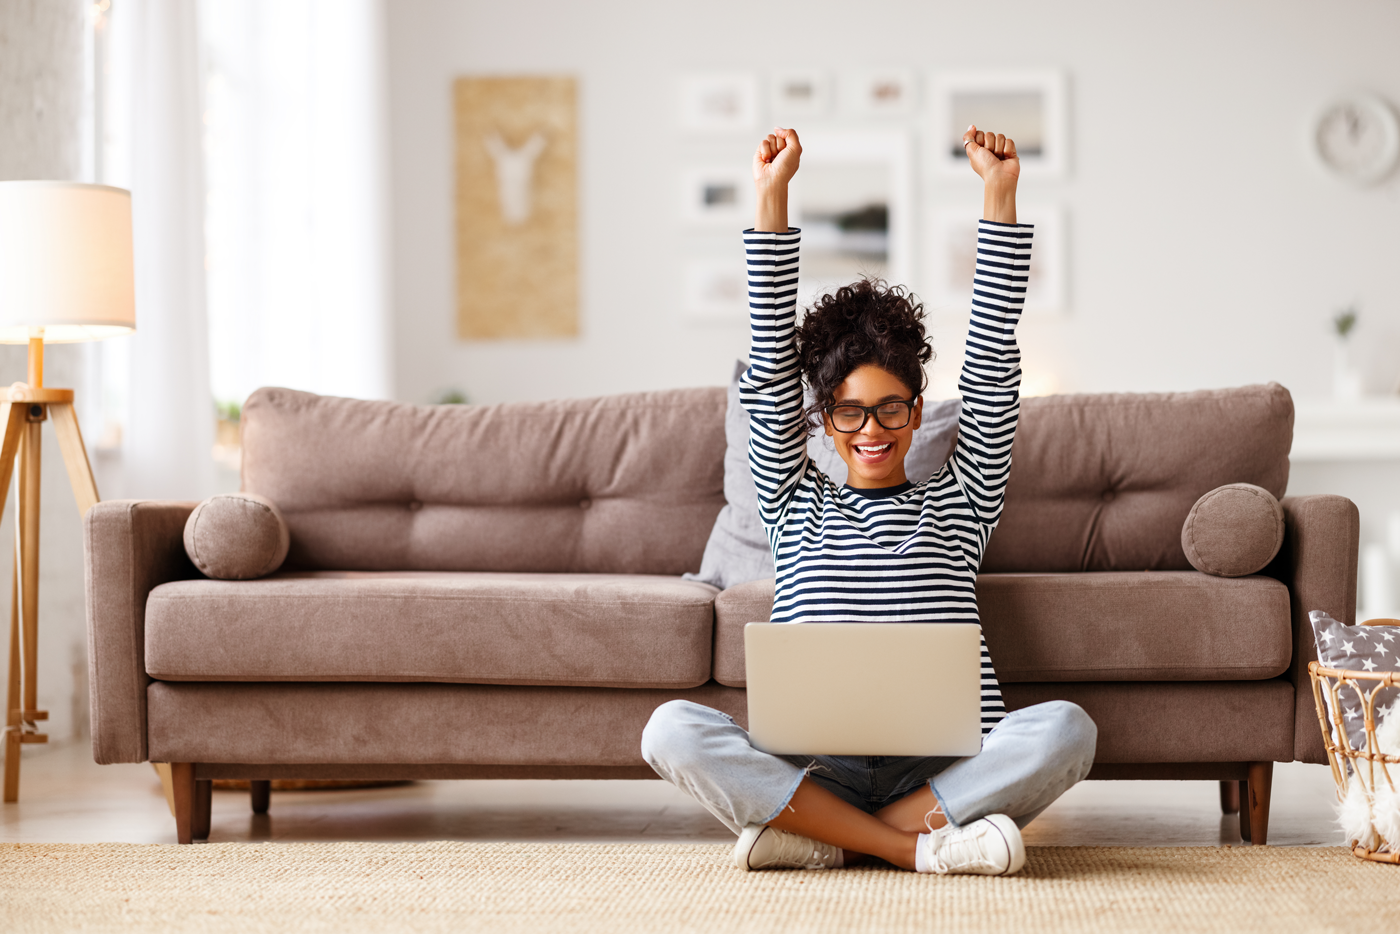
[681,257,748,320]
[680,166,754,227]
[678,73,759,134]
[787,130,914,310]
[843,68,918,118]
[930,71,1068,178]
[925,203,1067,317]
[769,69,833,120]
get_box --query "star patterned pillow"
[1309,610,1400,753]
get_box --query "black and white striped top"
[741,220,1033,735]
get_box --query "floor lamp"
[0,181,136,802]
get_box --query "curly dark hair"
[794,278,933,435]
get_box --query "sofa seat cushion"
[712,571,1292,686]
[145,571,719,689]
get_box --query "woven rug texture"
[2,842,1396,934]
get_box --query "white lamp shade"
[0,181,136,343]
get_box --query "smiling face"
[822,363,923,489]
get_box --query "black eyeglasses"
[823,399,915,433]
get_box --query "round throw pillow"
[1181,483,1284,578]
[183,493,290,580]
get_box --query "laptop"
[744,622,984,757]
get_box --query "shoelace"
[766,829,837,869]
[924,822,1001,875]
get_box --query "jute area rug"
[2,842,1396,934]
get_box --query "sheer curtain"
[198,0,392,408]
[98,0,215,500]
[94,0,391,498]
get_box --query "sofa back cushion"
[983,383,1293,573]
[240,387,726,574]
[241,382,1290,576]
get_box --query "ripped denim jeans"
[640,699,1096,834]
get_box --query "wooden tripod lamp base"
[0,180,135,803]
[1,337,101,803]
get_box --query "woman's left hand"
[963,125,1018,224]
[962,125,1020,187]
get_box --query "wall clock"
[1314,94,1400,185]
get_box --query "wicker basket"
[1309,642,1400,864]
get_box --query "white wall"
[386,0,1400,408]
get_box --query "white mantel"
[1292,400,1400,462]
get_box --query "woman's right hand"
[753,128,800,231]
[754,127,801,189]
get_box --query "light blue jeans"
[641,699,1096,835]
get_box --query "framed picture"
[843,69,918,118]
[925,203,1067,316]
[787,130,914,310]
[682,257,748,320]
[769,69,832,119]
[454,76,578,339]
[680,166,754,227]
[930,71,1067,178]
[678,73,759,133]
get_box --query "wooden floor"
[0,741,1346,847]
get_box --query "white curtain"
[100,0,216,501]
[198,0,392,406]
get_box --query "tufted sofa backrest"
[982,383,1293,573]
[240,386,727,575]
[242,382,1292,577]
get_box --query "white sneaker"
[733,825,842,871]
[916,814,1025,875]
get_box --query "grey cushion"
[183,493,290,580]
[686,361,960,590]
[145,571,719,689]
[1309,610,1400,753]
[1182,483,1285,577]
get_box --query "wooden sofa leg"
[171,763,195,844]
[192,779,212,840]
[1219,780,1240,815]
[1244,761,1273,845]
[250,780,270,815]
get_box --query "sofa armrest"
[85,500,200,763]
[1280,494,1359,764]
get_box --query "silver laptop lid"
[744,622,984,757]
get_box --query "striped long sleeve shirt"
[740,220,1033,735]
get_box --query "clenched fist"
[754,127,802,188]
[962,125,1020,186]
[753,127,801,232]
[962,124,1019,224]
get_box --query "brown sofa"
[84,383,1357,844]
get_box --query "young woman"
[642,126,1096,876]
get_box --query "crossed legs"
[641,699,1096,869]
[768,779,945,869]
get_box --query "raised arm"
[949,126,1033,560]
[753,129,797,233]
[740,128,809,526]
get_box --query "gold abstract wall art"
[454,76,578,339]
